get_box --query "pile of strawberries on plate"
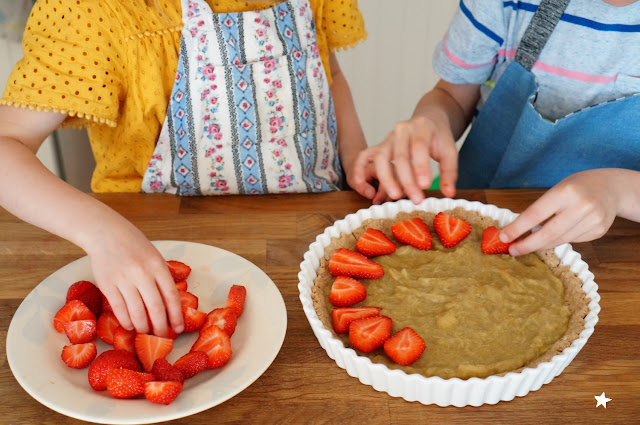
[53,260,246,405]
[328,212,512,366]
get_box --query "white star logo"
[595,392,612,408]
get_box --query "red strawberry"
[175,281,188,291]
[226,284,246,318]
[191,325,232,369]
[328,276,367,307]
[182,306,206,333]
[173,351,208,379]
[113,326,137,354]
[53,300,96,333]
[328,248,384,280]
[144,381,183,405]
[61,342,97,369]
[88,349,141,391]
[167,260,191,282]
[96,311,121,345]
[356,228,397,257]
[348,315,392,353]
[202,308,237,337]
[151,358,184,383]
[63,319,97,344]
[331,306,382,334]
[135,334,174,372]
[66,280,103,318]
[179,290,198,310]
[391,217,433,250]
[383,327,426,366]
[481,226,513,255]
[106,369,155,399]
[433,212,472,248]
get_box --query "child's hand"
[349,115,458,204]
[499,169,627,256]
[84,218,184,337]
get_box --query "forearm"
[0,136,134,253]
[329,55,368,176]
[411,81,479,141]
[610,168,640,222]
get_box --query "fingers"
[507,210,583,256]
[118,283,150,334]
[392,125,427,204]
[431,130,458,198]
[156,268,184,334]
[101,286,134,331]
[500,191,560,244]
[348,151,377,200]
[373,139,401,199]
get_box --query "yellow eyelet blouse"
[1,0,366,193]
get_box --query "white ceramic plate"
[7,241,287,424]
[298,198,601,407]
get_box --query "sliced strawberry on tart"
[356,228,396,257]
[328,248,384,279]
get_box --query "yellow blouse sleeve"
[1,0,126,128]
[317,0,367,51]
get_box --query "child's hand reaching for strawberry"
[82,214,184,337]
[499,169,640,256]
[348,81,479,205]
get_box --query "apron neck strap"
[515,0,570,71]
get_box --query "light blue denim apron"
[457,0,640,189]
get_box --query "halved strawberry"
[226,285,246,318]
[113,326,137,354]
[167,260,191,282]
[329,276,367,307]
[144,381,183,405]
[135,334,174,372]
[96,311,121,345]
[106,369,155,399]
[173,351,209,379]
[66,280,103,318]
[175,281,188,291]
[202,308,237,337]
[88,349,141,391]
[61,342,97,369]
[391,217,433,250]
[179,290,198,310]
[328,248,384,279]
[331,306,382,334]
[356,228,397,257]
[64,319,97,344]
[151,358,184,383]
[182,306,206,333]
[191,325,232,369]
[481,226,513,255]
[433,212,472,248]
[383,327,426,366]
[348,315,392,353]
[53,300,96,333]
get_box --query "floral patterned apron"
[142,0,341,195]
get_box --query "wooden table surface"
[1,190,638,424]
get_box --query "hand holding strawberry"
[81,218,184,338]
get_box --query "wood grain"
[1,190,638,424]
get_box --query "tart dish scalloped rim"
[297,198,601,407]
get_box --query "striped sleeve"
[433,0,507,84]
